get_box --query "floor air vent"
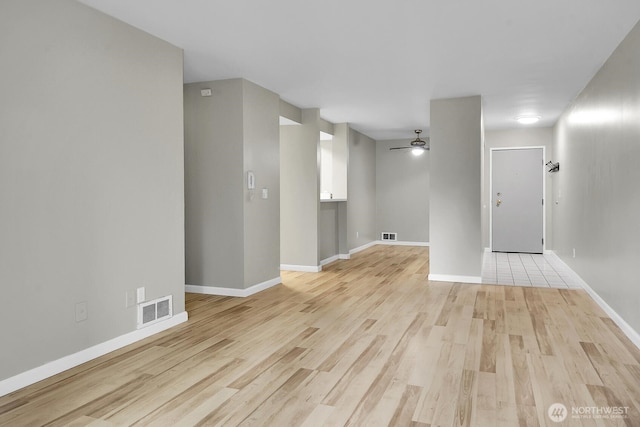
[137,295,173,329]
[381,232,397,241]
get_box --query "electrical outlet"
[356,231,359,238]
[572,248,576,258]
[75,301,88,322]
[126,291,135,308]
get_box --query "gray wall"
[376,139,429,243]
[242,80,281,286]
[553,20,640,333]
[483,128,554,249]
[347,129,377,250]
[280,109,320,267]
[279,99,301,124]
[184,79,280,289]
[0,0,185,381]
[319,202,339,261]
[184,80,244,288]
[429,96,483,280]
[334,127,350,257]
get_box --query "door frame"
[489,146,546,253]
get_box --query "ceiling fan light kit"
[390,129,430,154]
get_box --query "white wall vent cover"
[381,232,397,241]
[137,295,173,329]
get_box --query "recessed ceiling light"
[516,115,541,125]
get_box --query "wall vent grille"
[381,232,398,241]
[137,295,173,329]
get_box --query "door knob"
[496,199,502,207]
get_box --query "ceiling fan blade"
[389,146,412,150]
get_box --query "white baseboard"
[320,254,351,265]
[186,276,282,298]
[186,284,246,297]
[349,241,377,255]
[320,255,339,266]
[0,311,188,398]
[545,251,640,350]
[428,274,482,284]
[377,240,429,247]
[287,240,423,268]
[280,264,321,273]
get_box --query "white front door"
[491,148,544,253]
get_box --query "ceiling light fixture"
[516,115,541,125]
[390,129,430,154]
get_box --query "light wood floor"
[1,245,639,426]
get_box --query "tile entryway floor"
[481,251,582,289]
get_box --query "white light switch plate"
[136,287,145,304]
[126,291,135,308]
[75,301,88,322]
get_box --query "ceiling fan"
[389,129,429,156]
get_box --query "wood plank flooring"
[1,245,639,426]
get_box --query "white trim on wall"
[377,240,429,247]
[185,285,245,297]
[545,252,640,350]
[428,274,482,284]
[320,254,351,266]
[279,264,322,273]
[349,241,377,255]
[0,312,188,398]
[320,255,340,267]
[320,255,339,266]
[186,277,282,297]
[308,242,430,270]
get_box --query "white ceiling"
[80,0,640,140]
